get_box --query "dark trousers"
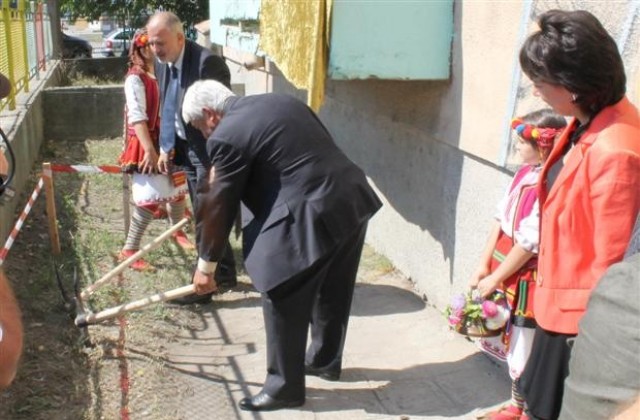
[517,325,574,420]
[174,138,236,277]
[261,221,368,400]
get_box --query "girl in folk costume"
[470,109,566,420]
[118,29,193,271]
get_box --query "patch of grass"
[359,245,395,275]
[58,61,123,87]
[70,74,117,86]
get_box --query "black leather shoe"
[168,292,213,305]
[238,391,304,412]
[215,275,238,291]
[214,264,238,291]
[304,364,341,381]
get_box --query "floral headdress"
[134,32,149,49]
[128,29,151,71]
[511,117,562,150]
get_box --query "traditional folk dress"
[481,164,541,380]
[118,69,187,207]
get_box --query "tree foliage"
[59,0,209,30]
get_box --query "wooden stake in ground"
[42,163,61,255]
[122,173,130,237]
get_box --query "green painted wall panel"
[329,0,454,80]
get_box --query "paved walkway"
[163,262,511,420]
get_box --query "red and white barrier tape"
[50,164,121,174]
[0,177,44,266]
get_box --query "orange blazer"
[535,96,640,334]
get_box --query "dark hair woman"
[516,9,640,420]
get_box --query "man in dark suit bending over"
[146,12,237,300]
[182,80,382,411]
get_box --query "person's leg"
[517,326,574,420]
[167,197,186,224]
[167,198,195,250]
[121,205,156,271]
[261,277,319,401]
[186,143,237,287]
[305,222,368,378]
[171,138,196,212]
[242,257,332,411]
[123,205,155,250]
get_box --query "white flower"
[485,305,510,330]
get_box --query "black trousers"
[261,221,368,400]
[174,138,236,277]
[517,325,574,420]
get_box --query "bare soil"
[0,136,245,419]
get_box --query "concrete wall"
[60,57,128,83]
[43,85,125,141]
[223,0,640,308]
[0,63,63,244]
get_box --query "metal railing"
[1,0,53,111]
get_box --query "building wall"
[43,86,125,141]
[0,63,62,245]
[220,0,640,308]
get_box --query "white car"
[102,28,135,57]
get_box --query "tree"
[47,0,62,57]
[153,0,209,28]
[59,0,149,32]
[59,0,209,30]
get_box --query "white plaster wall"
[320,92,513,308]
[223,47,273,97]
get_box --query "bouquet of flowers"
[445,290,510,337]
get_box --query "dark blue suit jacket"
[196,94,382,292]
[156,40,231,151]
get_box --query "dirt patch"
[0,137,237,419]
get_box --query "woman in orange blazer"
[515,10,640,420]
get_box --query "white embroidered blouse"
[495,165,542,254]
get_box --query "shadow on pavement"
[306,352,509,417]
[351,282,426,316]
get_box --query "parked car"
[61,33,92,58]
[102,28,135,57]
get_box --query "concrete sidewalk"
[164,254,511,419]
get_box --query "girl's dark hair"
[519,9,626,117]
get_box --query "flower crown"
[134,33,149,48]
[511,117,562,150]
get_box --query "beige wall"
[455,1,524,161]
